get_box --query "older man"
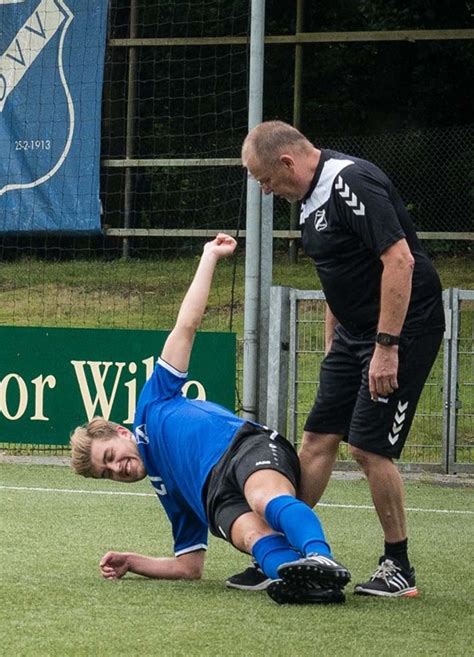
[227,121,444,597]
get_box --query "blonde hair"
[70,417,120,477]
[241,120,312,168]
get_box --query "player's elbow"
[382,243,415,274]
[175,552,205,580]
[176,318,201,336]
[186,567,203,580]
[392,250,414,271]
[402,251,415,271]
[180,563,204,580]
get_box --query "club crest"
[314,209,327,231]
[0,0,74,197]
[134,424,150,445]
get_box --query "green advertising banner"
[0,327,236,446]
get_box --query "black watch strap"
[376,332,400,346]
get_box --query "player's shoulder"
[331,151,388,187]
[137,357,187,409]
[157,356,187,379]
[310,150,355,204]
[320,149,356,178]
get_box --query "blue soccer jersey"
[133,357,246,556]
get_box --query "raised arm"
[160,233,237,373]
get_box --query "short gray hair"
[242,120,311,168]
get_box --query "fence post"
[447,288,460,474]
[123,0,138,258]
[442,288,452,473]
[266,286,291,435]
[242,0,265,420]
[287,288,299,445]
[289,0,304,264]
[258,192,274,422]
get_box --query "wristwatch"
[376,332,400,346]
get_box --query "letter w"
[71,361,126,420]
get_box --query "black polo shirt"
[299,149,445,336]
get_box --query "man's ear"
[116,425,132,440]
[280,154,295,170]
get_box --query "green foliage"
[263,1,474,132]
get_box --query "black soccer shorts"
[304,325,444,459]
[205,422,300,546]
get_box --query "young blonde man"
[71,233,350,605]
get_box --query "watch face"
[376,332,399,346]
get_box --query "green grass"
[0,253,472,332]
[1,462,473,656]
[0,256,243,332]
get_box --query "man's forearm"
[378,240,414,335]
[175,252,219,332]
[126,552,204,580]
[369,240,414,398]
[161,235,236,373]
[378,265,413,335]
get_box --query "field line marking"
[1,484,473,515]
[319,502,474,515]
[0,485,153,497]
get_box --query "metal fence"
[266,287,473,474]
[273,125,474,244]
[445,289,474,473]
[99,2,474,244]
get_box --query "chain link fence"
[448,290,474,471]
[274,124,474,248]
[277,288,473,473]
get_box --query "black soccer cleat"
[354,556,418,598]
[267,579,345,605]
[277,554,351,590]
[225,563,272,591]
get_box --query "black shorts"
[304,325,444,459]
[205,422,300,545]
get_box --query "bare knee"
[230,512,274,554]
[349,445,390,474]
[244,470,295,518]
[241,527,272,554]
[299,431,340,460]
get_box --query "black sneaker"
[277,554,351,590]
[225,564,272,591]
[354,557,418,598]
[267,579,345,605]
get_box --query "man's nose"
[109,461,121,474]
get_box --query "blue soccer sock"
[264,494,332,557]
[251,534,301,580]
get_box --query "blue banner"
[0,0,108,232]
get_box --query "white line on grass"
[1,484,473,515]
[0,485,153,497]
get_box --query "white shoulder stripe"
[300,158,354,224]
[158,357,187,378]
